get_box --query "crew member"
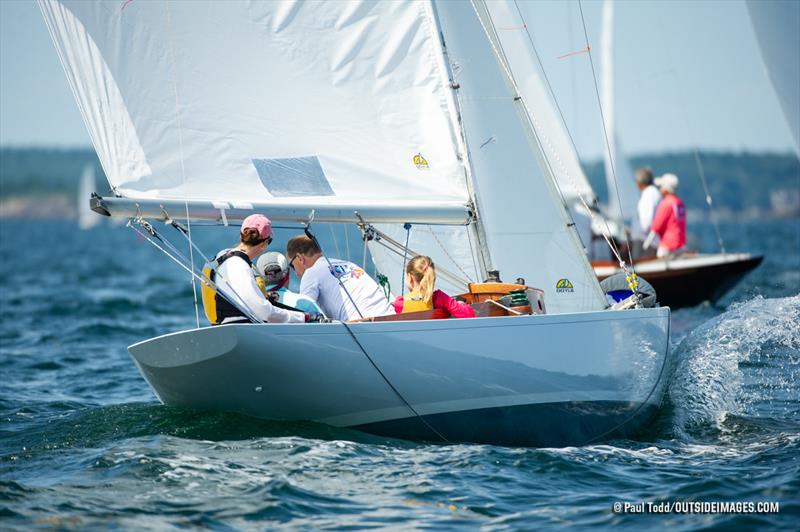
[646,173,686,259]
[286,235,395,321]
[213,215,312,324]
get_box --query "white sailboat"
[77,164,99,229]
[591,0,763,308]
[40,0,672,447]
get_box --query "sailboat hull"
[129,308,672,447]
[595,253,763,308]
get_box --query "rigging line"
[128,222,261,324]
[426,226,476,282]
[134,220,261,323]
[369,238,468,290]
[401,223,412,297]
[305,223,364,320]
[344,222,351,263]
[510,0,627,265]
[576,0,635,270]
[144,219,263,324]
[368,237,467,289]
[362,227,369,273]
[339,321,449,443]
[164,1,199,328]
[364,225,470,288]
[329,224,342,260]
[692,149,726,254]
[667,74,726,254]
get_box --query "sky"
[0,0,796,160]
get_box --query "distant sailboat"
[41,0,673,447]
[592,0,763,308]
[77,164,99,229]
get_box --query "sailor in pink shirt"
[647,173,686,259]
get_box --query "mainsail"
[39,0,470,213]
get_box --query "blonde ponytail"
[406,255,436,303]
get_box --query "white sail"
[483,1,596,208]
[38,0,470,213]
[746,0,800,158]
[600,0,641,238]
[432,1,607,313]
[78,164,99,229]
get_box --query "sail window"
[252,156,334,197]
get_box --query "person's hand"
[266,291,279,302]
[642,231,656,250]
[305,312,330,323]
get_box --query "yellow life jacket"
[200,251,264,326]
[402,290,433,313]
[200,263,218,325]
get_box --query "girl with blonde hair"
[393,256,475,318]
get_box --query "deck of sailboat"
[129,307,672,447]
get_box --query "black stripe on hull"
[351,400,661,447]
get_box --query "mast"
[427,0,491,280]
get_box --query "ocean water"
[1,217,798,529]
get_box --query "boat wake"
[668,294,800,443]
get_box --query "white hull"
[129,308,672,447]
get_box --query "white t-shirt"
[215,250,305,324]
[637,185,662,236]
[299,257,395,321]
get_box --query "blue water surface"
[1,217,798,530]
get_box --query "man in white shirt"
[286,235,395,321]
[635,167,662,239]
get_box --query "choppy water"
[1,218,798,529]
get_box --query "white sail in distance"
[600,0,641,238]
[78,164,99,229]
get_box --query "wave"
[668,294,800,442]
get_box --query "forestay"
[38,0,470,213]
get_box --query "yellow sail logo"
[556,278,574,293]
[413,153,429,169]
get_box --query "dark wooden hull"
[595,254,763,309]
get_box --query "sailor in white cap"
[256,251,325,316]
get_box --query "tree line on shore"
[1,147,798,217]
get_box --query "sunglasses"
[289,254,299,271]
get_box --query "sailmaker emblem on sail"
[556,279,574,293]
[413,152,429,169]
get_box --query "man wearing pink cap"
[212,214,312,324]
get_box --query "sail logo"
[556,278,574,293]
[413,153,429,169]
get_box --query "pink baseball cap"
[241,214,272,240]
